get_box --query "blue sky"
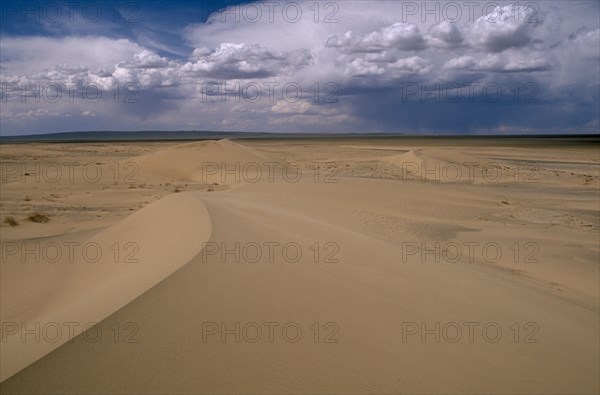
[1,0,599,135]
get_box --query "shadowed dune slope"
[0,193,212,381]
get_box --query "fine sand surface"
[0,138,598,394]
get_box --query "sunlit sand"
[1,137,598,394]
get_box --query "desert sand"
[0,138,598,394]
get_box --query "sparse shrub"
[4,216,18,227]
[27,212,49,223]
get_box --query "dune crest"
[0,193,212,382]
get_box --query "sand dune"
[1,193,212,382]
[1,139,598,394]
[133,139,277,184]
[384,148,509,183]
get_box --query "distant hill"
[0,130,598,144]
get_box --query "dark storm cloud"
[0,1,598,135]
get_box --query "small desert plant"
[4,216,18,227]
[27,212,50,223]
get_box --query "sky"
[0,0,599,135]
